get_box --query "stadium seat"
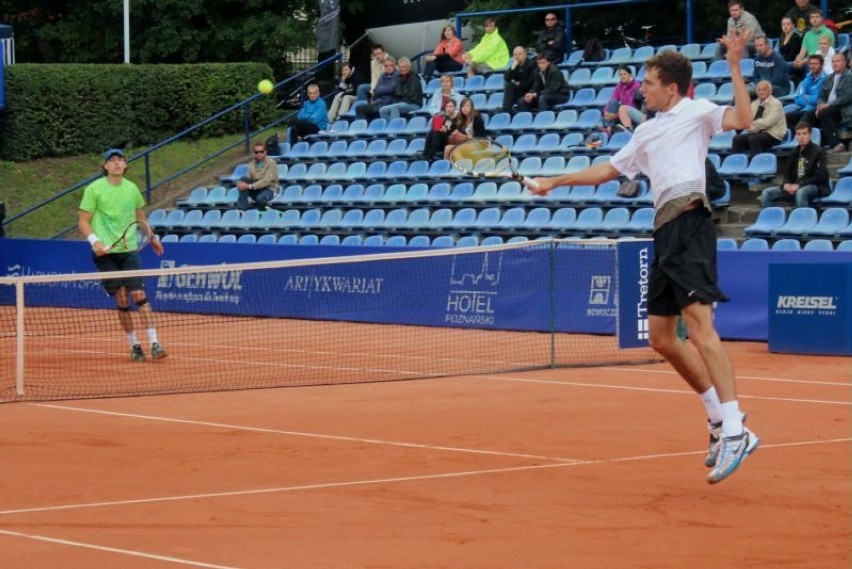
[496,181,524,202]
[806,208,850,237]
[620,208,654,235]
[160,234,179,243]
[803,239,834,251]
[566,88,596,109]
[773,207,817,237]
[552,110,579,130]
[318,184,343,204]
[573,109,603,130]
[540,156,566,176]
[256,234,277,245]
[402,207,431,229]
[717,153,749,177]
[427,208,453,229]
[449,208,477,230]
[771,238,802,251]
[178,187,208,208]
[455,235,479,247]
[565,185,597,205]
[818,177,852,206]
[297,209,322,228]
[218,234,237,243]
[277,234,298,245]
[506,236,529,244]
[408,235,431,247]
[744,207,786,237]
[542,208,577,232]
[679,43,701,59]
[572,207,605,234]
[532,133,562,155]
[298,234,319,245]
[431,235,455,247]
[717,238,738,250]
[237,234,257,244]
[739,237,768,251]
[592,207,631,234]
[593,87,615,107]
[836,240,852,252]
[472,207,504,230]
[381,184,408,204]
[344,139,368,158]
[449,182,475,201]
[402,183,429,203]
[480,235,504,246]
[693,82,717,101]
[339,209,365,228]
[426,182,452,202]
[487,112,512,132]
[520,207,551,230]
[568,67,592,88]
[708,130,734,153]
[590,66,615,86]
[512,134,538,155]
[742,153,777,181]
[161,209,186,231]
[148,209,168,228]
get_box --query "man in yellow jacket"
[464,18,510,79]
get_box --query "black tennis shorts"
[93,252,144,296]
[648,207,729,316]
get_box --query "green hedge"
[0,63,277,161]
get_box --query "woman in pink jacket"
[602,66,641,134]
[422,25,465,79]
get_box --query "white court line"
[480,375,852,406]
[32,403,583,464]
[0,528,240,569]
[606,366,852,387]
[0,437,848,518]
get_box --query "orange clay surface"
[0,341,849,568]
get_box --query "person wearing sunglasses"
[236,142,278,210]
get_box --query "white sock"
[147,328,159,345]
[700,386,723,424]
[721,401,744,437]
[127,331,139,347]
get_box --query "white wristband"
[87,233,100,246]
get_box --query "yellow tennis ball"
[258,80,274,95]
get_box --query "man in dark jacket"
[356,57,399,120]
[502,46,537,113]
[759,122,829,208]
[537,12,566,63]
[519,53,570,112]
[809,52,852,153]
[379,57,424,120]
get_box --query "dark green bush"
[0,63,276,161]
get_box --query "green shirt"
[801,26,835,55]
[79,176,145,253]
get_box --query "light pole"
[123,0,130,63]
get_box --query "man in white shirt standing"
[529,29,760,484]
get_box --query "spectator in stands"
[815,35,836,73]
[536,12,567,64]
[760,122,828,207]
[356,57,398,120]
[327,62,363,122]
[422,98,458,161]
[714,0,763,60]
[602,66,641,134]
[443,97,486,159]
[78,149,167,362]
[379,57,424,120]
[463,18,510,79]
[427,74,462,116]
[356,45,392,102]
[809,52,852,153]
[287,83,328,144]
[753,34,790,97]
[786,54,825,126]
[422,25,465,79]
[778,17,803,65]
[236,142,278,210]
[732,80,786,155]
[786,0,818,34]
[502,46,537,113]
[793,9,836,73]
[519,53,571,112]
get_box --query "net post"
[548,240,556,368]
[15,281,24,397]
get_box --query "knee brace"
[135,298,149,308]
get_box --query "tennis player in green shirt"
[78,149,167,362]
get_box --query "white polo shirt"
[610,97,727,211]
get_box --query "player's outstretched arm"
[528,161,621,196]
[721,28,753,132]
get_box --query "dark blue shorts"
[93,252,144,296]
[649,208,729,316]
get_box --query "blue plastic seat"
[552,110,578,130]
[180,187,208,207]
[565,155,591,173]
[383,159,410,181]
[298,234,319,245]
[384,138,409,158]
[363,234,384,247]
[495,207,527,230]
[568,67,592,88]
[381,183,408,204]
[717,238,738,250]
[807,208,850,237]
[403,183,429,203]
[177,234,196,243]
[740,238,768,251]
[341,184,365,204]
[256,234,277,245]
[521,207,552,230]
[299,184,323,204]
[565,185,597,204]
[328,139,349,157]
[408,235,431,247]
[532,111,556,130]
[496,181,523,202]
[590,66,615,86]
[771,238,802,251]
[543,208,577,232]
[384,235,407,247]
[743,153,777,181]
[403,207,431,229]
[383,208,408,229]
[593,87,615,107]
[317,209,343,228]
[449,182,475,201]
[197,233,217,243]
[449,208,477,230]
[148,209,168,228]
[679,43,701,58]
[573,109,603,130]
[161,209,186,230]
[717,153,749,177]
[773,207,818,237]
[705,60,731,82]
[710,82,735,104]
[237,234,257,244]
[279,209,300,228]
[318,184,343,204]
[365,139,388,157]
[198,209,222,230]
[533,133,561,154]
[506,111,534,132]
[487,112,511,132]
[385,117,408,136]
[693,82,717,100]
[512,134,537,155]
[480,235,504,246]
[744,207,786,237]
[473,207,502,229]
[339,209,365,228]
[819,177,852,206]
[803,239,834,251]
[345,139,368,158]
[561,132,584,149]
[470,182,498,203]
[572,207,605,233]
[620,208,654,235]
[482,91,504,111]
[836,240,852,252]
[277,234,298,245]
[455,235,479,247]
[298,208,322,228]
[708,130,734,153]
[218,234,237,244]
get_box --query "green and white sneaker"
[151,342,168,359]
[130,344,146,362]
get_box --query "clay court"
[0,341,848,568]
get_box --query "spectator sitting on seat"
[536,12,567,64]
[379,57,424,120]
[815,35,836,74]
[463,18,510,79]
[502,46,537,113]
[778,17,803,65]
[602,66,641,134]
[236,142,279,210]
[753,34,790,97]
[807,51,852,153]
[422,99,458,161]
[519,53,571,112]
[732,80,786,155]
[355,57,399,121]
[793,9,836,72]
[714,0,763,60]
[443,97,486,159]
[786,0,818,34]
[422,25,465,79]
[356,45,393,102]
[327,62,363,122]
[427,74,461,117]
[287,84,327,144]
[760,122,828,208]
[786,54,825,126]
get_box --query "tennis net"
[0,239,659,402]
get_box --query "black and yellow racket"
[103,220,156,253]
[448,138,541,193]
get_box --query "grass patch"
[0,134,261,239]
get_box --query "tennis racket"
[448,138,541,193]
[103,220,156,253]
